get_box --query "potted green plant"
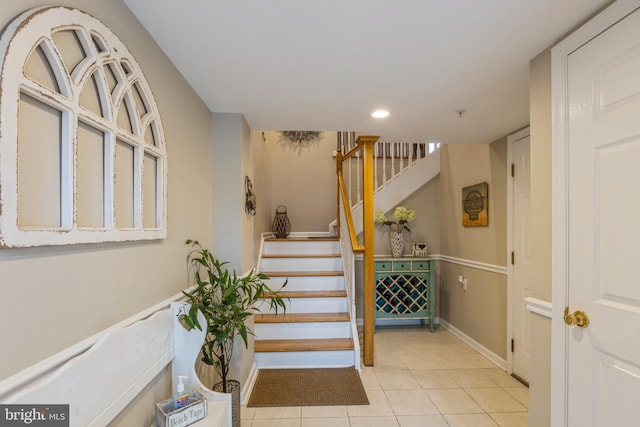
[178,240,286,425]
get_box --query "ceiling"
[123,0,610,144]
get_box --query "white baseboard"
[356,317,440,327]
[240,362,258,405]
[439,319,508,370]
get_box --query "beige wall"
[210,122,286,394]
[354,137,509,360]
[0,5,591,426]
[264,131,337,232]
[528,47,553,427]
[211,112,261,390]
[0,1,213,425]
[250,131,273,261]
[212,113,248,272]
[355,176,441,318]
[438,139,509,358]
[439,262,507,357]
[439,141,507,265]
[373,176,441,256]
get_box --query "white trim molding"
[357,253,507,276]
[241,362,258,405]
[525,297,552,318]
[0,290,186,399]
[436,254,508,276]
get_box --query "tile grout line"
[243,327,527,426]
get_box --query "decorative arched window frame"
[0,7,167,247]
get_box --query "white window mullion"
[104,130,115,229]
[20,79,73,112]
[38,37,73,99]
[67,27,97,88]
[156,156,165,229]
[61,110,74,229]
[133,144,143,229]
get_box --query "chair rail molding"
[524,297,552,318]
[425,254,508,276]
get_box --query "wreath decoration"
[277,131,323,154]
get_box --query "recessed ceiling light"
[371,110,389,119]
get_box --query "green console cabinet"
[374,257,436,332]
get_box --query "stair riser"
[257,298,348,313]
[263,240,340,255]
[261,257,342,272]
[255,322,352,340]
[258,234,357,370]
[254,350,355,369]
[265,276,345,292]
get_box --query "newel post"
[359,135,378,366]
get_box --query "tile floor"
[241,326,528,426]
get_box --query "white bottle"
[173,376,189,410]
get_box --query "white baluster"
[391,143,397,178]
[374,142,378,190]
[406,143,411,169]
[382,142,387,186]
[346,132,353,208]
[356,148,361,206]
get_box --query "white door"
[510,130,531,383]
[554,3,640,425]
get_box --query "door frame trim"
[551,1,640,425]
[506,126,530,377]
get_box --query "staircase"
[254,235,359,369]
[253,139,440,369]
[336,136,441,234]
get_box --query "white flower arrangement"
[374,206,416,233]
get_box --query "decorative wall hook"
[245,176,256,216]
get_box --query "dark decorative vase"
[272,206,291,238]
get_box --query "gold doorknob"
[564,307,589,328]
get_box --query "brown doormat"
[247,367,369,407]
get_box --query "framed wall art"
[462,182,488,227]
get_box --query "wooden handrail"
[341,140,363,160]
[336,149,363,252]
[336,135,378,366]
[338,172,364,253]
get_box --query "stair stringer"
[351,148,440,234]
